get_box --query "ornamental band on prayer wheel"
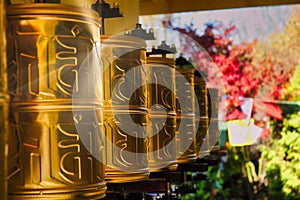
[207,88,220,150]
[146,55,178,172]
[101,35,149,183]
[6,4,106,199]
[175,67,197,164]
[193,71,209,157]
[174,54,210,159]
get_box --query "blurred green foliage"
[260,111,300,199]
[259,59,300,200]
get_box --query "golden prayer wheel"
[175,68,197,163]
[0,100,8,200]
[0,0,9,199]
[8,103,106,199]
[6,4,102,101]
[101,35,149,183]
[207,88,219,149]
[193,72,209,157]
[6,4,106,199]
[146,56,177,172]
[103,109,148,183]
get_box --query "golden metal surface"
[208,118,219,148]
[103,109,149,183]
[8,104,106,199]
[195,117,209,156]
[101,35,147,110]
[146,57,176,114]
[175,68,197,163]
[207,88,219,148]
[148,114,178,171]
[7,4,101,101]
[208,88,219,119]
[146,57,177,172]
[104,171,149,183]
[101,35,149,182]
[194,74,209,157]
[6,4,106,199]
[0,0,8,199]
[175,68,195,114]
[0,102,8,200]
[194,74,208,118]
[196,87,220,157]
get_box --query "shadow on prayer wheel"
[6,4,106,199]
[146,56,178,172]
[175,68,197,163]
[207,88,220,150]
[193,71,209,158]
[198,88,220,156]
[101,35,149,183]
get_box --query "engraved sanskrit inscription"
[7,20,96,99]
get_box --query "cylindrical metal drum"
[175,68,197,163]
[146,57,177,172]
[194,72,209,157]
[0,100,8,200]
[101,35,149,183]
[6,4,106,199]
[6,4,101,101]
[8,103,106,199]
[0,0,9,199]
[207,88,219,150]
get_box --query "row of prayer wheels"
[3,3,219,199]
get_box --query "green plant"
[284,59,300,101]
[182,164,230,200]
[260,111,300,199]
[221,147,266,200]
[259,59,300,199]
[182,147,265,200]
